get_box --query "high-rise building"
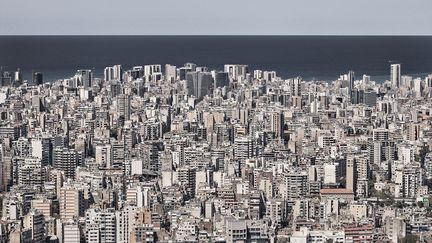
[0,145,3,192]
[165,64,177,82]
[283,172,308,199]
[407,123,420,141]
[117,94,131,120]
[130,225,156,243]
[116,206,138,243]
[346,153,369,197]
[18,157,45,187]
[178,166,197,198]
[144,64,162,76]
[113,64,123,81]
[13,68,22,86]
[74,69,93,88]
[426,74,432,89]
[224,64,249,81]
[53,147,79,179]
[104,65,123,82]
[291,77,302,96]
[59,186,86,220]
[212,71,229,89]
[178,67,192,80]
[95,144,113,168]
[346,154,356,192]
[291,77,302,108]
[362,74,370,86]
[85,208,117,243]
[0,68,10,86]
[23,210,45,243]
[230,65,247,81]
[184,63,197,71]
[112,140,126,168]
[373,128,389,141]
[363,89,377,107]
[31,138,51,166]
[270,111,284,139]
[33,72,43,85]
[425,153,432,178]
[402,166,421,198]
[31,198,53,217]
[412,78,423,97]
[104,67,114,81]
[234,137,255,160]
[31,95,44,112]
[58,220,82,243]
[347,70,355,103]
[391,64,401,88]
[186,71,214,100]
[143,65,162,82]
[265,199,287,225]
[141,141,160,172]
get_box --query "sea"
[0,36,431,82]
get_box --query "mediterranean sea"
[0,36,431,82]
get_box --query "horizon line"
[1,34,432,37]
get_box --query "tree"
[417,201,424,208]
[394,201,405,208]
[110,128,118,139]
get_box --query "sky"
[1,0,431,35]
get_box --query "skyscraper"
[270,111,284,139]
[14,68,22,86]
[224,64,249,81]
[363,89,377,107]
[291,77,302,108]
[186,71,214,100]
[104,65,123,81]
[104,67,114,81]
[0,68,12,86]
[390,64,401,88]
[75,69,93,88]
[165,64,177,82]
[33,72,43,85]
[117,94,131,120]
[347,70,355,103]
[346,154,356,192]
[113,64,122,81]
[212,71,230,89]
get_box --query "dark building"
[213,71,230,89]
[186,71,214,100]
[33,72,43,85]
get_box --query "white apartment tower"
[85,208,117,243]
[391,64,401,88]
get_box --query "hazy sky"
[1,0,431,35]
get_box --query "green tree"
[417,201,424,208]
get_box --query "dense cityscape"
[1,62,432,243]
